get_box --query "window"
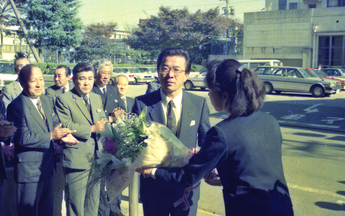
[279,0,287,10]
[327,0,345,7]
[308,4,316,8]
[318,35,345,68]
[289,3,298,9]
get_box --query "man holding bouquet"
[56,62,108,216]
[132,48,211,216]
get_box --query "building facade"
[243,0,345,68]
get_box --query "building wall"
[243,7,345,67]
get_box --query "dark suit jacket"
[155,111,293,215]
[91,84,123,118]
[55,88,107,169]
[0,99,7,180]
[132,89,210,209]
[45,84,74,107]
[7,93,59,183]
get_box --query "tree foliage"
[72,22,119,62]
[126,6,243,64]
[17,0,83,62]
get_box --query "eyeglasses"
[160,67,185,77]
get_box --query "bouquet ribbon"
[173,181,201,210]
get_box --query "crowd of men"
[0,47,210,216]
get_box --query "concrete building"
[1,26,30,61]
[243,0,345,68]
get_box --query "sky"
[78,0,265,29]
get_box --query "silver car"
[184,71,207,90]
[255,66,341,97]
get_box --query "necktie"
[83,96,91,113]
[62,87,66,94]
[37,100,46,120]
[102,88,106,95]
[122,97,127,112]
[167,100,177,135]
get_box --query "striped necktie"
[37,100,46,120]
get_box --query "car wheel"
[264,82,273,94]
[311,85,325,97]
[275,91,282,94]
[184,80,194,90]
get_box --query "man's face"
[54,68,70,87]
[96,65,112,87]
[21,67,44,99]
[73,71,94,96]
[158,56,188,96]
[14,58,30,74]
[116,76,128,97]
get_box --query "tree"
[126,6,243,64]
[73,22,119,62]
[17,0,83,63]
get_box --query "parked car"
[184,70,207,90]
[323,68,345,79]
[112,67,154,85]
[254,66,341,97]
[0,61,16,91]
[307,68,345,90]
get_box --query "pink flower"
[103,138,117,155]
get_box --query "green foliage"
[191,64,204,72]
[73,22,119,62]
[17,0,83,59]
[126,6,243,64]
[33,62,49,74]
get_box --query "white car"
[184,71,207,90]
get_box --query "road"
[124,84,345,216]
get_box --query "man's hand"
[136,167,154,178]
[61,134,79,146]
[0,117,17,138]
[91,118,106,133]
[204,169,222,186]
[50,124,77,140]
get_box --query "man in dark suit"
[45,65,73,107]
[91,59,123,121]
[56,62,108,216]
[7,65,77,216]
[115,75,134,113]
[0,98,16,216]
[2,57,30,111]
[132,48,211,216]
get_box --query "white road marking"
[288,183,345,199]
[303,104,323,114]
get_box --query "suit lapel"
[71,90,93,124]
[147,92,165,124]
[178,92,193,138]
[23,95,48,131]
[41,96,53,132]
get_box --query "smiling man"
[132,48,211,216]
[55,62,107,216]
[7,64,77,216]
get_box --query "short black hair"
[18,64,39,83]
[14,57,30,66]
[56,65,71,76]
[73,62,95,77]
[156,48,191,74]
[205,59,266,118]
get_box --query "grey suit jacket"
[7,93,59,183]
[2,80,22,109]
[123,96,134,113]
[45,84,74,107]
[56,88,107,169]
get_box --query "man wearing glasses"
[132,48,210,216]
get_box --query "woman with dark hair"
[138,59,294,216]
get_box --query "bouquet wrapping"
[90,107,193,202]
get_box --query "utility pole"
[9,0,41,62]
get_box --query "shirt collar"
[96,84,106,91]
[160,88,183,108]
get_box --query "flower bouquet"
[88,107,194,202]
